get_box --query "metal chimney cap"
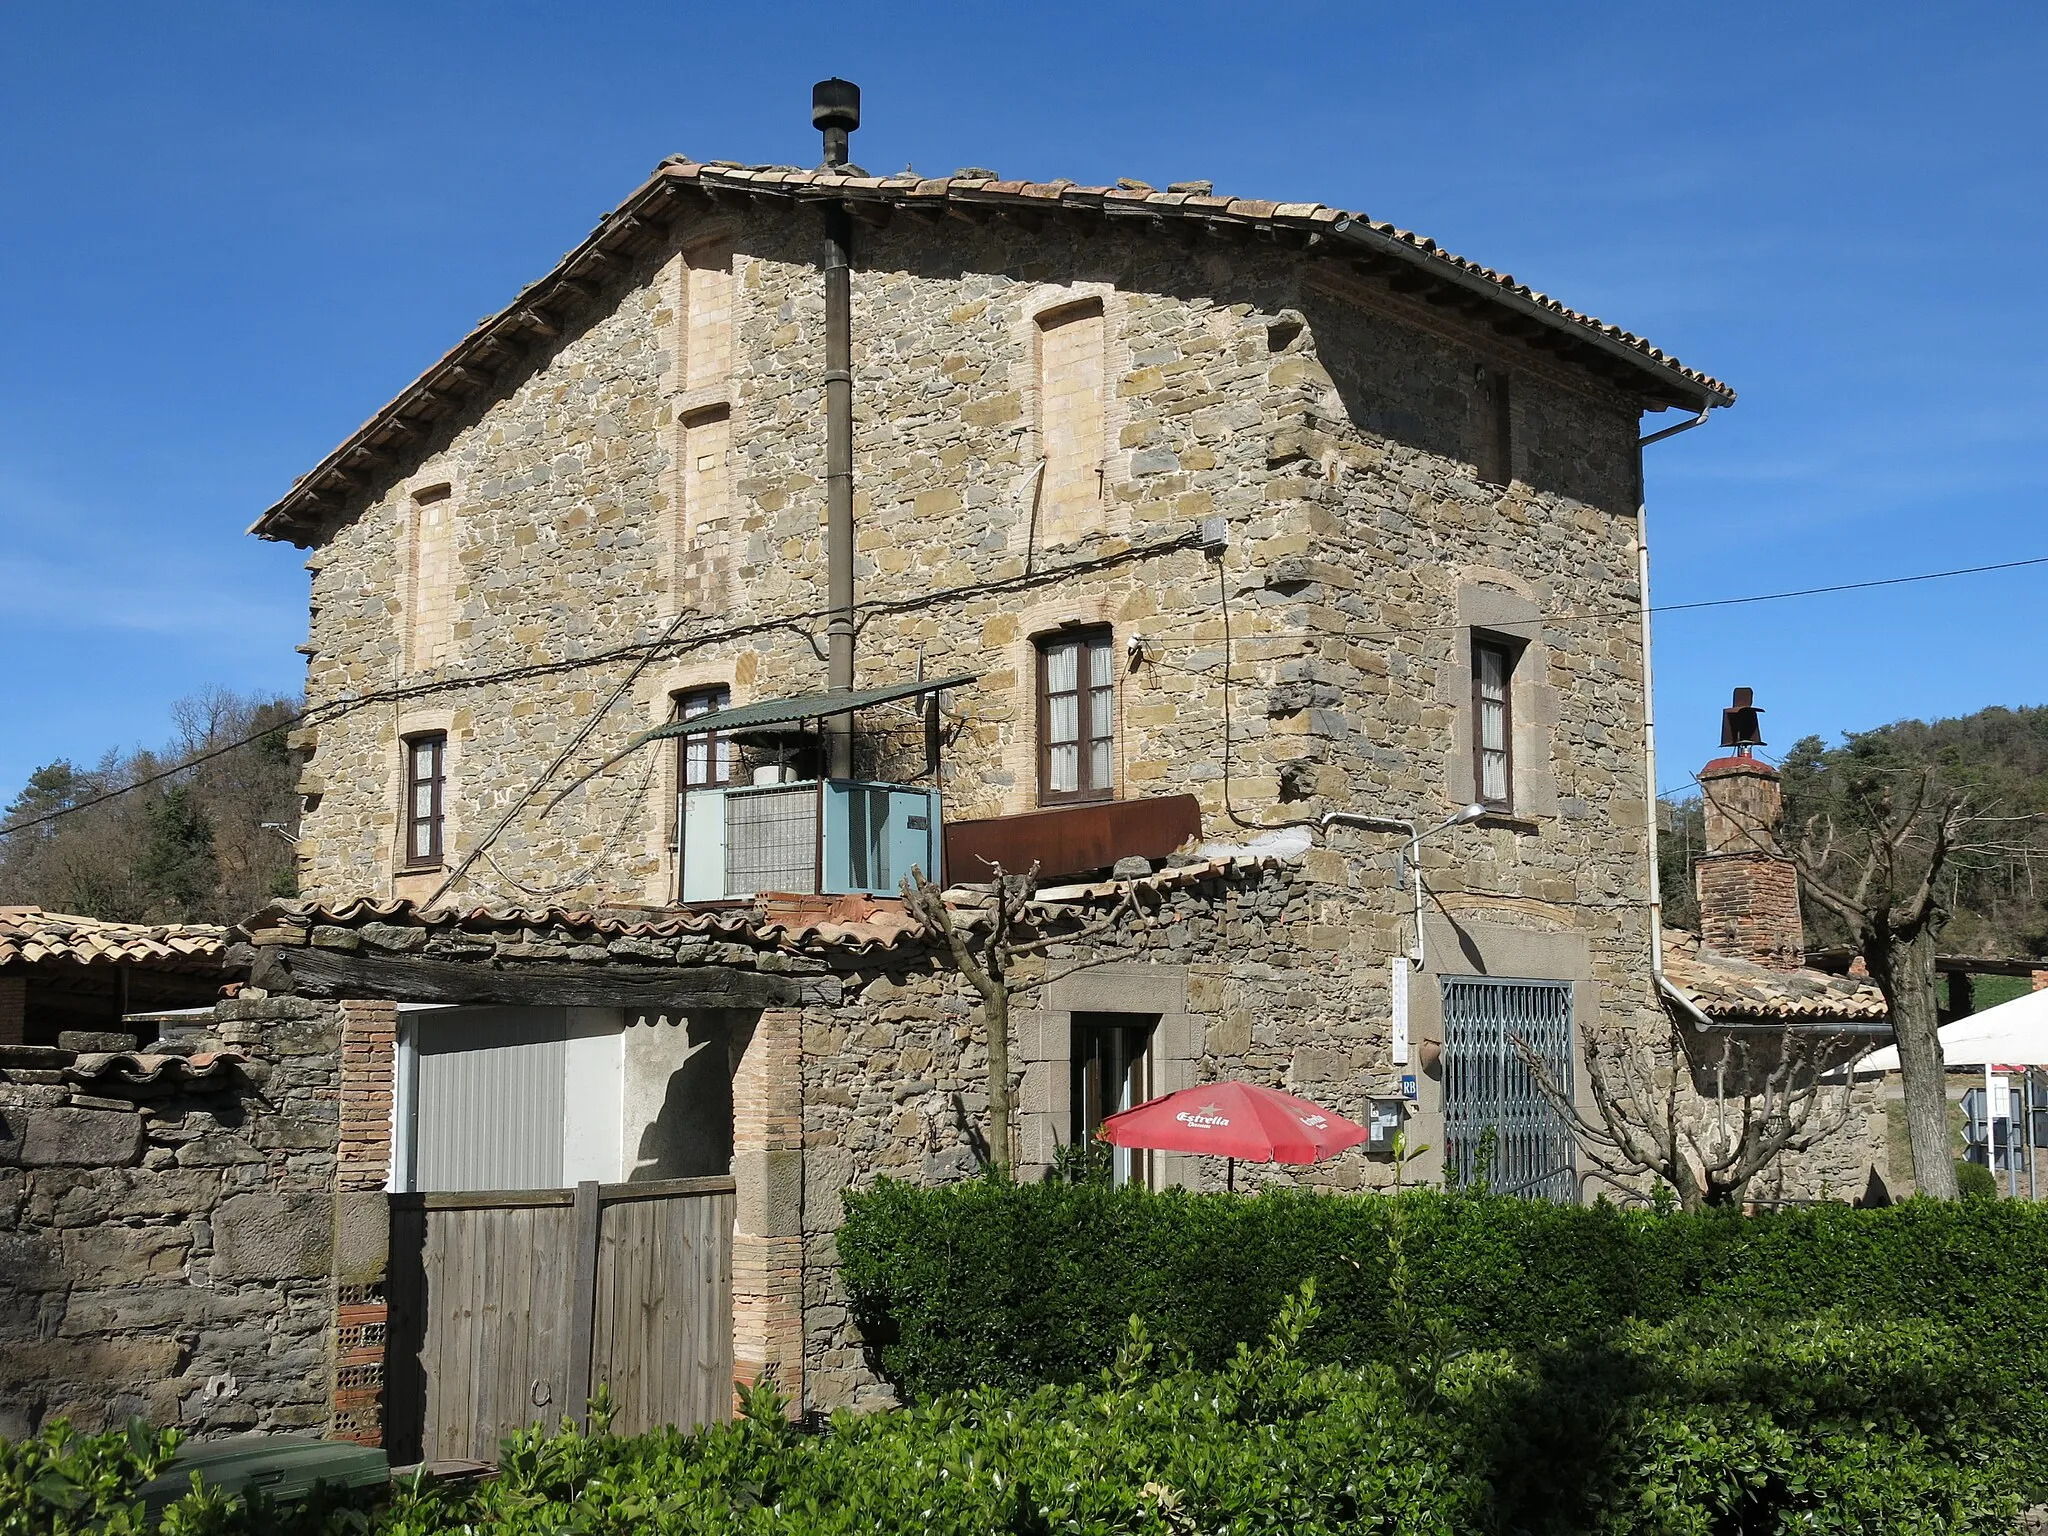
[812,78,861,132]
[1721,686,1766,751]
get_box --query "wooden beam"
[847,200,893,229]
[251,944,806,1010]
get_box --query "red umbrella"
[1098,1081,1369,1189]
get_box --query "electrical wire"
[6,546,2044,839]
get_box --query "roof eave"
[253,160,1735,543]
[1326,219,1735,414]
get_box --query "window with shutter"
[1473,638,1515,812]
[403,734,446,867]
[1037,627,1114,804]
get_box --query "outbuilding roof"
[254,158,1734,545]
[237,838,1303,960]
[0,907,229,973]
[1662,930,1889,1024]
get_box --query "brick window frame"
[1036,626,1115,805]
[402,733,446,868]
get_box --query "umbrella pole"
[1228,1157,1235,1194]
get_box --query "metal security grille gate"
[1441,977,1577,1201]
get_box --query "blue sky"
[1,1,2042,802]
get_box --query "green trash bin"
[139,1434,389,1517]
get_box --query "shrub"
[838,1180,2048,1407]
[1,1303,2028,1535]
[1958,1159,2000,1199]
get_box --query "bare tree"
[1698,755,2039,1202]
[1515,1014,1865,1210]
[900,863,1139,1174]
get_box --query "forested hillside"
[0,690,300,926]
[1661,703,2048,960]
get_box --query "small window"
[1475,366,1512,486]
[1071,1014,1153,1188]
[676,686,734,789]
[403,734,446,867]
[1037,627,1114,804]
[1472,637,1516,811]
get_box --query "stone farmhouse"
[237,100,1745,1432]
[13,94,1903,1446]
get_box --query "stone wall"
[284,193,1658,1019]
[0,997,342,1439]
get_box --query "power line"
[1650,555,2048,615]
[5,546,2043,840]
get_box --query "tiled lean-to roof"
[254,158,1734,545]
[1662,930,1889,1024]
[0,906,229,973]
[238,840,1303,960]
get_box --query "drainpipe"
[1637,406,1716,1028]
[815,78,860,780]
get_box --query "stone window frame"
[1015,962,1202,1188]
[1440,577,1559,826]
[984,589,1126,820]
[1014,281,1133,553]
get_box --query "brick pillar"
[338,999,398,1189]
[0,975,25,1045]
[730,1005,804,1415]
[332,999,398,1446]
[1696,755,1804,970]
[2033,970,2048,993]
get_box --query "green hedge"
[4,1302,2031,1535]
[837,1181,2048,1401]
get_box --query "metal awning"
[633,673,980,745]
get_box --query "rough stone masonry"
[0,1001,342,1438]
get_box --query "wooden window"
[1037,627,1114,804]
[1475,366,1512,486]
[1472,637,1516,811]
[403,734,446,867]
[676,686,734,790]
[1036,299,1105,541]
[1070,1014,1152,1188]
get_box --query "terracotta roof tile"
[64,1049,246,1087]
[0,907,229,972]
[240,843,1302,959]
[1662,930,1888,1023]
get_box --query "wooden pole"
[565,1180,602,1429]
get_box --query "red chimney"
[1694,689,1804,970]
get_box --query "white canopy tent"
[1855,984,2048,1071]
[1852,984,2048,1194]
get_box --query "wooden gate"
[384,1175,734,1463]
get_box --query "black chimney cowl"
[1720,686,1766,752]
[813,78,860,129]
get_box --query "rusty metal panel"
[943,795,1202,882]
